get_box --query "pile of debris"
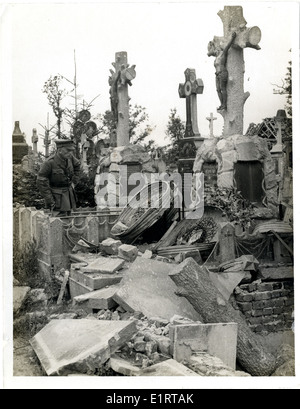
[13,234,294,377]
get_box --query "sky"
[2,0,298,154]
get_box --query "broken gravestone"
[169,322,238,369]
[73,285,119,310]
[113,258,201,321]
[30,319,137,376]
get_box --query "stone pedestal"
[12,121,29,164]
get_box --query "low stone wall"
[234,279,294,334]
[13,205,121,280]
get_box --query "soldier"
[37,139,81,216]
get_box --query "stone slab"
[259,266,293,281]
[30,319,137,376]
[70,265,123,290]
[81,257,125,275]
[209,271,246,301]
[13,286,31,314]
[73,285,119,310]
[109,356,141,376]
[169,322,238,369]
[113,258,201,321]
[137,358,200,376]
[186,354,250,377]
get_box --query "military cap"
[54,139,75,149]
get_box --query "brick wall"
[234,280,294,334]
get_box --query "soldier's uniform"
[37,140,81,216]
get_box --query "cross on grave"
[109,52,136,147]
[31,128,38,155]
[178,68,204,138]
[208,6,261,136]
[206,113,217,137]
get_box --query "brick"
[236,302,252,312]
[257,282,274,292]
[273,307,284,315]
[263,323,276,333]
[285,298,294,307]
[248,282,258,292]
[271,290,283,299]
[243,310,252,318]
[272,298,285,307]
[252,310,264,317]
[253,325,263,333]
[252,300,266,309]
[261,316,275,324]
[283,280,294,290]
[239,284,250,291]
[283,305,294,313]
[253,292,272,301]
[249,317,263,325]
[272,282,282,290]
[263,308,273,316]
[236,293,253,302]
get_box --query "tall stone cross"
[206,113,217,137]
[208,6,261,136]
[109,51,136,147]
[178,68,204,138]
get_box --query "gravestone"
[178,68,204,214]
[202,161,218,189]
[218,223,235,263]
[31,128,38,156]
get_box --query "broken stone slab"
[258,266,293,281]
[186,353,251,377]
[113,258,201,321]
[209,270,246,301]
[81,257,125,275]
[137,358,200,376]
[141,250,153,259]
[118,244,138,262]
[30,319,137,376]
[169,322,238,369]
[70,265,123,291]
[73,286,119,310]
[109,355,141,376]
[99,238,122,256]
[13,286,31,314]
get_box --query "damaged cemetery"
[12,5,294,378]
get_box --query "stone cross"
[31,128,38,155]
[208,6,261,136]
[206,113,217,137]
[178,68,204,138]
[109,51,136,147]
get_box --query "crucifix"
[109,51,136,146]
[206,113,217,137]
[208,6,261,136]
[178,68,204,138]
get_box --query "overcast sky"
[2,1,298,153]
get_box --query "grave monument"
[193,5,278,218]
[12,121,29,164]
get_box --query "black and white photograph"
[1,0,299,390]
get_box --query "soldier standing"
[37,139,81,216]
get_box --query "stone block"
[186,353,250,377]
[73,285,119,310]
[236,140,259,161]
[142,250,153,259]
[13,286,31,314]
[109,356,140,376]
[236,293,253,302]
[137,359,200,376]
[285,298,294,307]
[99,238,122,255]
[263,308,273,316]
[81,257,125,275]
[118,244,138,262]
[170,322,238,369]
[30,319,137,376]
[113,258,201,321]
[70,265,123,290]
[252,310,263,317]
[220,150,237,172]
[236,302,252,312]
